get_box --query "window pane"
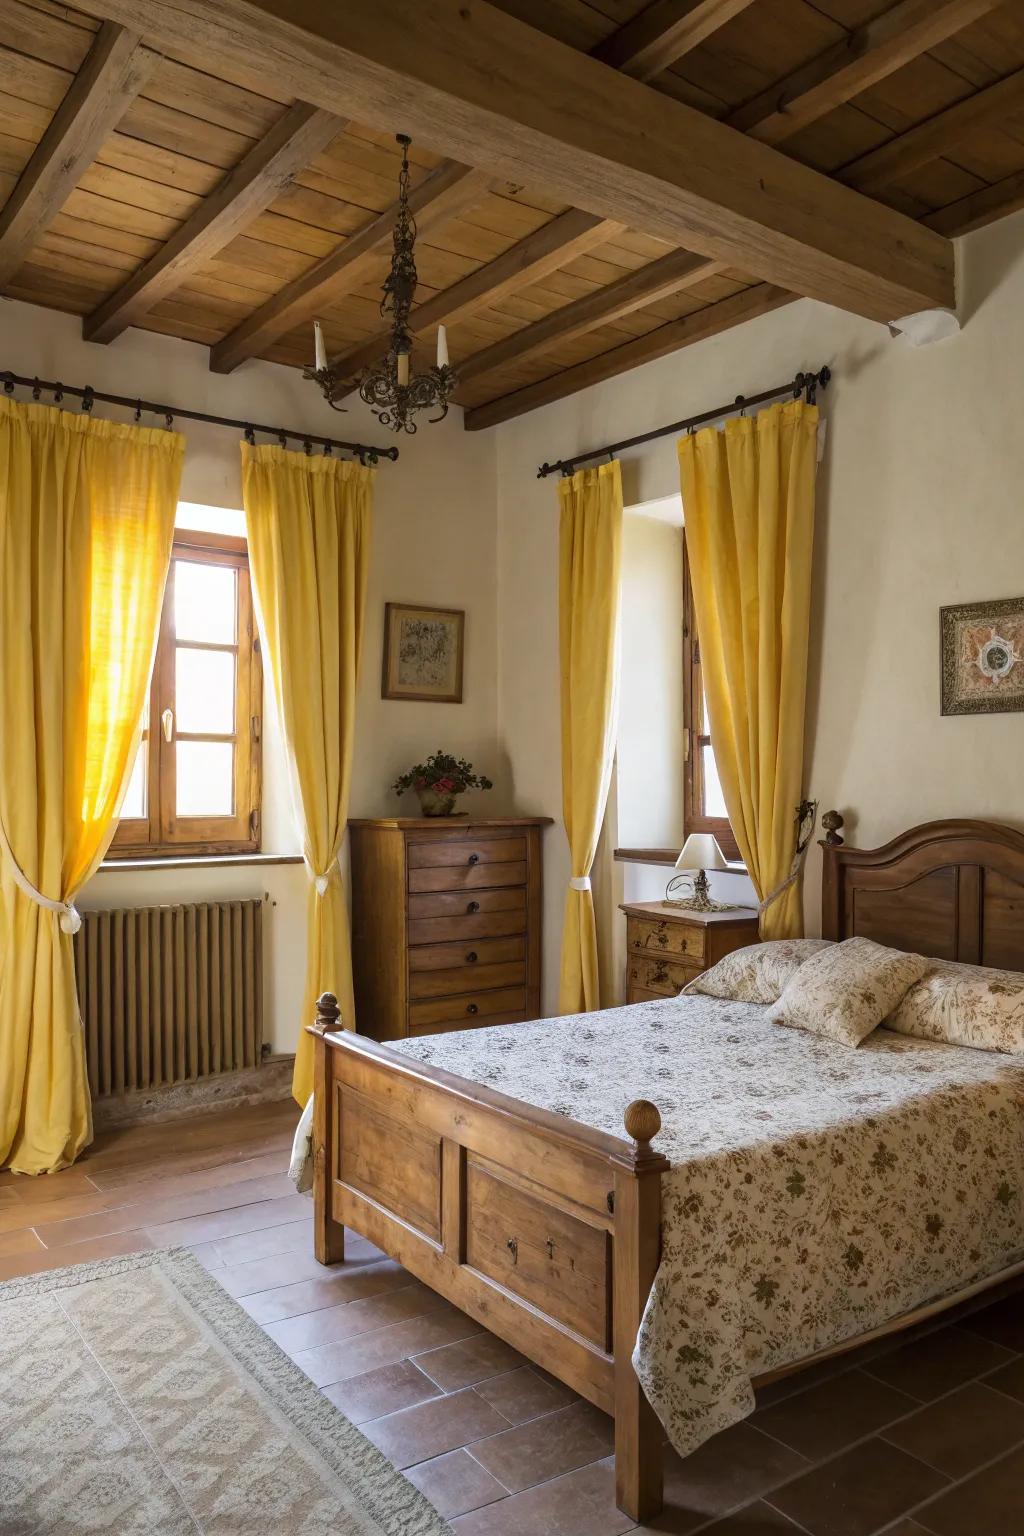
[174,560,236,644]
[176,647,235,734]
[121,744,147,820]
[176,741,234,818]
[702,744,728,819]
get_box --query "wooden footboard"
[310,993,669,1522]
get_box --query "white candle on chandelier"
[313,320,327,373]
[436,324,449,369]
[398,351,410,388]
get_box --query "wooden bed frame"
[311,814,1024,1522]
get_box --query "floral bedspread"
[394,995,1024,1456]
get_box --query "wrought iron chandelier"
[304,134,458,435]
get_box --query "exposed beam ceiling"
[209,161,490,373]
[840,67,1024,196]
[457,249,723,386]
[593,0,758,82]
[464,284,795,430]
[925,167,1024,237]
[73,0,956,324]
[327,209,623,382]
[84,103,342,343]
[727,0,1007,147]
[0,21,155,288]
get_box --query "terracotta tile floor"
[5,1100,1024,1535]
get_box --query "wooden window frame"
[682,535,740,863]
[112,529,263,859]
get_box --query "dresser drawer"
[627,915,705,962]
[627,954,699,998]
[409,935,526,972]
[408,836,527,870]
[408,910,527,946]
[409,986,527,1031]
[409,960,527,1000]
[409,887,526,921]
[410,1009,528,1037]
[465,1157,609,1348]
[408,860,527,894]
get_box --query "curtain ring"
[54,383,63,403]
[81,387,94,413]
[2,373,14,395]
[278,431,288,448]
[32,378,41,401]
[134,400,143,423]
[735,394,746,417]
[323,442,333,456]
[303,438,313,456]
[244,425,256,445]
[164,412,174,430]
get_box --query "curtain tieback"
[305,854,337,897]
[569,875,591,892]
[757,800,818,917]
[0,818,82,933]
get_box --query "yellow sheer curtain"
[558,461,623,1013]
[241,444,372,1105]
[678,399,818,939]
[0,397,183,1174]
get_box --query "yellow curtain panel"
[0,397,182,1175]
[678,399,818,939]
[558,461,623,1014]
[241,444,372,1106]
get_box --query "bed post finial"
[624,1099,662,1150]
[821,810,845,847]
[314,992,341,1034]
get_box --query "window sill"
[614,846,748,873]
[98,853,304,873]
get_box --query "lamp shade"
[674,832,728,873]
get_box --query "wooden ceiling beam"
[924,167,1024,237]
[840,67,1024,195]
[593,0,758,82]
[728,0,1008,147]
[83,103,342,343]
[326,208,622,382]
[209,160,490,373]
[464,283,796,430]
[0,22,156,288]
[72,0,955,323]
[457,248,724,386]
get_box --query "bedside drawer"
[628,954,699,998]
[466,1158,608,1348]
[409,986,527,1032]
[409,960,527,1000]
[409,935,526,972]
[627,916,705,962]
[408,837,527,869]
[408,860,527,894]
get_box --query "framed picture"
[382,602,465,703]
[940,597,1024,716]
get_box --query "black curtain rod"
[1,370,399,465]
[536,366,831,479]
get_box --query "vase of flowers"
[392,751,493,817]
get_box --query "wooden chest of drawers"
[621,901,759,1002]
[350,817,551,1040]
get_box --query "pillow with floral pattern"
[767,936,927,1047]
[884,958,1024,1054]
[682,938,834,1005]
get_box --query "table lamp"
[664,833,736,912]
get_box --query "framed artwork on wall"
[940,597,1024,715]
[382,602,465,703]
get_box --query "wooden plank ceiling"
[0,0,1022,431]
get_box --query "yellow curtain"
[0,397,183,1175]
[241,444,372,1105]
[558,461,623,1014]
[678,400,818,939]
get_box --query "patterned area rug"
[0,1248,452,1535]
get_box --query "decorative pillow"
[682,939,834,1005]
[767,936,928,1047]
[884,959,1024,1054]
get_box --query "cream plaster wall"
[1,297,500,1051]
[495,209,1024,1004]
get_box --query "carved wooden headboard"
[820,815,1024,971]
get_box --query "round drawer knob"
[466,951,478,963]
[467,1002,479,1015]
[468,852,480,865]
[467,900,480,913]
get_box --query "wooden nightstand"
[621,902,760,1002]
